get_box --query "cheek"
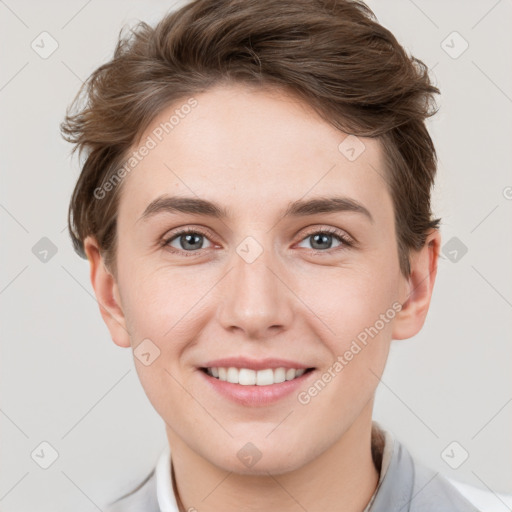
[121,269,203,409]
[295,284,394,421]
[337,282,396,348]
[298,263,398,342]
[120,262,202,340]
[294,261,398,402]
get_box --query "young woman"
[61,0,481,510]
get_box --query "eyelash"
[161,226,354,257]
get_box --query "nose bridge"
[217,234,292,337]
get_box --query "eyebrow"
[137,195,374,224]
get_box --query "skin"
[84,83,440,512]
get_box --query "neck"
[167,405,380,512]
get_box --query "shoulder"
[104,468,160,512]
[390,436,482,512]
[368,423,482,512]
[410,459,482,512]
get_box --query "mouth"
[200,366,316,386]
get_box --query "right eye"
[163,228,215,256]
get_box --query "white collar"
[155,443,180,512]
[363,420,395,512]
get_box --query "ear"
[83,235,131,348]
[392,229,441,340]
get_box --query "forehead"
[118,84,391,225]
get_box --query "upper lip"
[200,357,314,371]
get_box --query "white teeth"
[273,367,286,383]
[206,367,309,385]
[256,369,274,386]
[226,367,239,384]
[238,368,256,385]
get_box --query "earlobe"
[83,236,131,348]
[391,230,441,341]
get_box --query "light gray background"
[1,1,511,511]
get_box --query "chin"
[240,459,304,476]
[208,443,307,476]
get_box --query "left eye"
[297,230,350,251]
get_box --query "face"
[88,83,428,475]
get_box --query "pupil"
[312,233,331,250]
[183,233,202,250]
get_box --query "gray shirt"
[105,421,481,512]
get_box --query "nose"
[216,242,294,339]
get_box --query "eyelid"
[298,225,355,245]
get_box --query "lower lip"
[198,369,315,407]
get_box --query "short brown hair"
[61,0,441,277]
